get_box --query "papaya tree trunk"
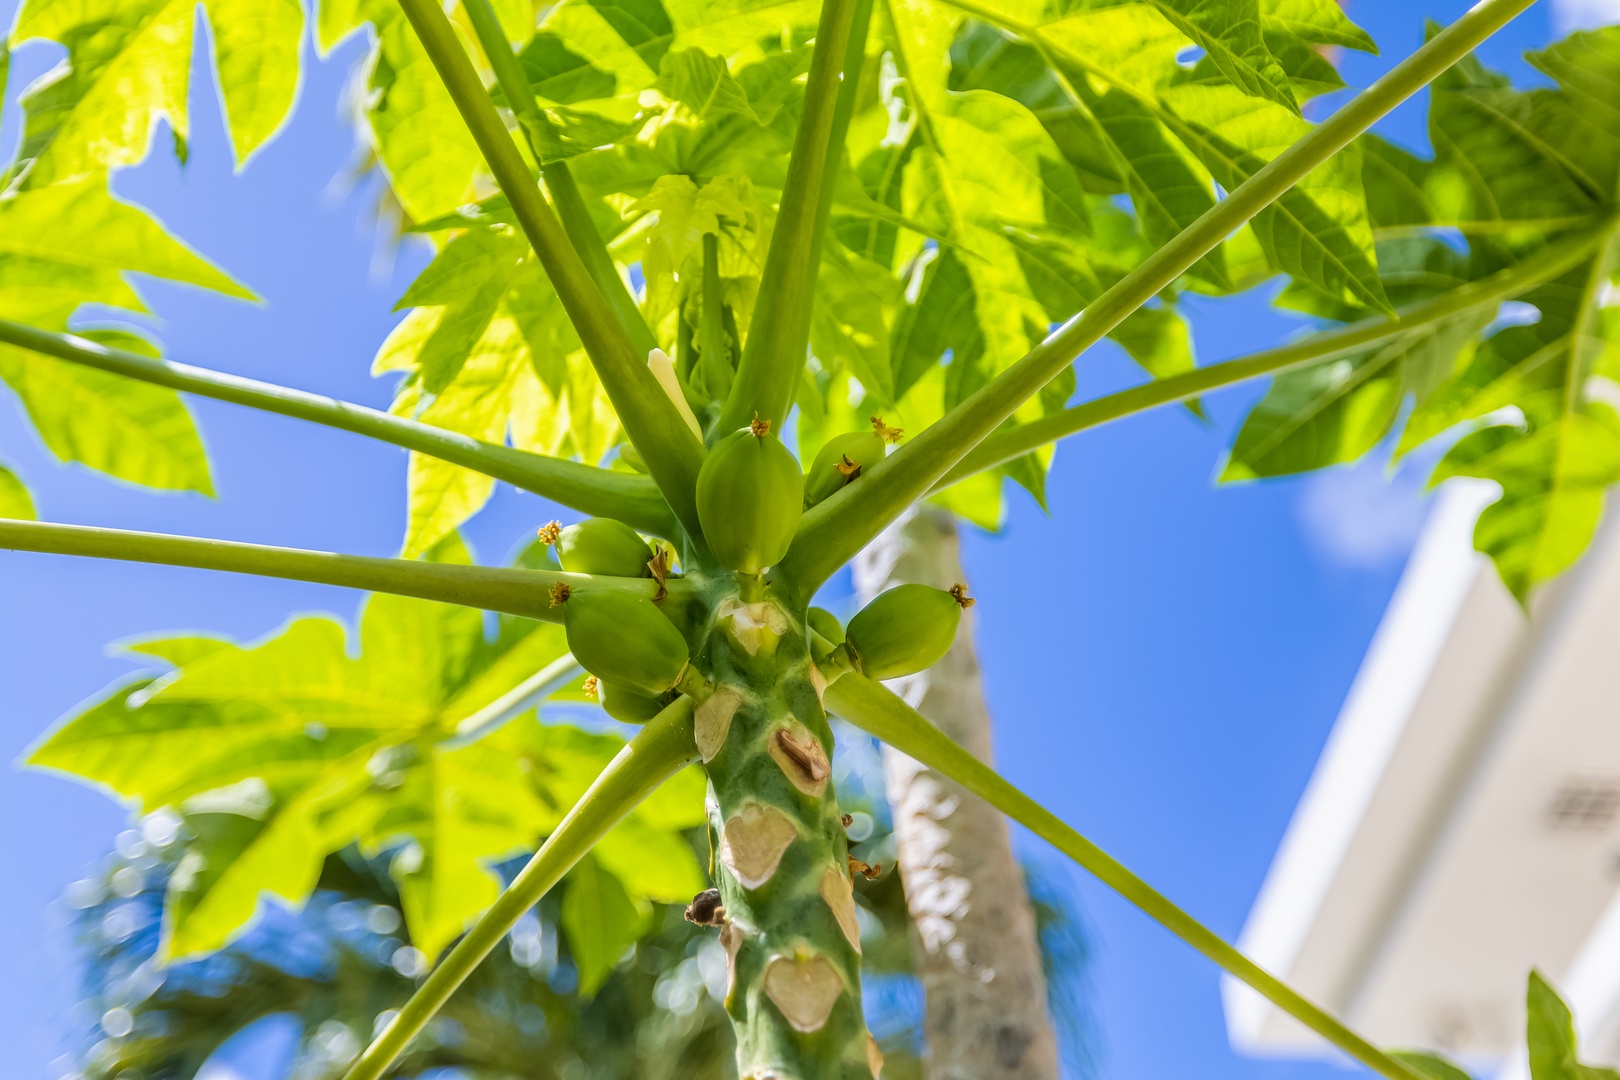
[691,569,880,1080]
[854,508,1063,1080]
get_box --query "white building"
[1225,481,1620,1071]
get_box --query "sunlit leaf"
[562,854,649,995]
[0,328,214,494]
[1525,970,1620,1080]
[7,0,302,183]
[0,461,35,519]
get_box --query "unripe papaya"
[845,584,967,679]
[598,679,667,724]
[696,417,803,574]
[562,588,689,696]
[807,606,845,646]
[555,518,653,578]
[804,430,887,507]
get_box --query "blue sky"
[0,1,1591,1076]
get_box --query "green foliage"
[11,0,1620,1077]
[66,846,748,1080]
[65,749,1094,1079]
[0,460,35,518]
[0,170,245,498]
[26,536,704,967]
[5,0,301,184]
[0,328,214,494]
[1224,28,1620,601]
[1526,970,1620,1080]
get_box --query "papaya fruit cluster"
[815,583,973,680]
[694,415,901,575]
[539,517,687,722]
[538,416,969,723]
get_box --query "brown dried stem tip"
[684,888,727,927]
[582,675,599,700]
[537,520,562,546]
[949,583,975,609]
[647,545,672,602]
[841,813,855,828]
[870,415,902,443]
[548,581,572,607]
[750,412,772,437]
[848,856,882,881]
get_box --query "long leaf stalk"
[716,0,862,433]
[345,698,701,1080]
[779,0,1539,591]
[0,520,675,620]
[0,319,673,533]
[457,0,662,361]
[937,229,1604,486]
[822,671,1427,1080]
[393,0,708,539]
[446,652,585,747]
[700,232,734,404]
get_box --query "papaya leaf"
[0,180,251,302]
[6,0,301,184]
[0,181,234,495]
[395,228,531,393]
[1225,237,1498,479]
[28,531,701,963]
[357,738,553,962]
[164,773,356,959]
[1219,29,1620,599]
[318,0,484,222]
[0,327,214,494]
[1158,84,1390,314]
[562,853,649,995]
[1434,409,1620,604]
[656,47,764,125]
[1526,970,1620,1080]
[379,227,619,557]
[0,461,36,519]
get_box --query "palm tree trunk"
[854,507,1062,1080]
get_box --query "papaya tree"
[7,0,1620,1076]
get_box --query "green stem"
[0,519,677,621]
[0,319,673,534]
[935,231,1604,486]
[447,652,583,747]
[344,698,700,1080]
[778,0,1537,590]
[458,0,661,360]
[715,0,862,433]
[823,671,1426,1080]
[699,232,733,407]
[394,0,707,539]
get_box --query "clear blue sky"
[0,2,1585,1076]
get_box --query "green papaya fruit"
[803,430,887,507]
[598,678,668,724]
[845,583,967,679]
[562,588,689,696]
[555,518,653,578]
[695,417,804,574]
[807,606,845,646]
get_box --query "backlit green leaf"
[562,854,649,995]
[1525,970,1620,1080]
[8,0,302,182]
[0,462,37,519]
[0,328,214,494]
